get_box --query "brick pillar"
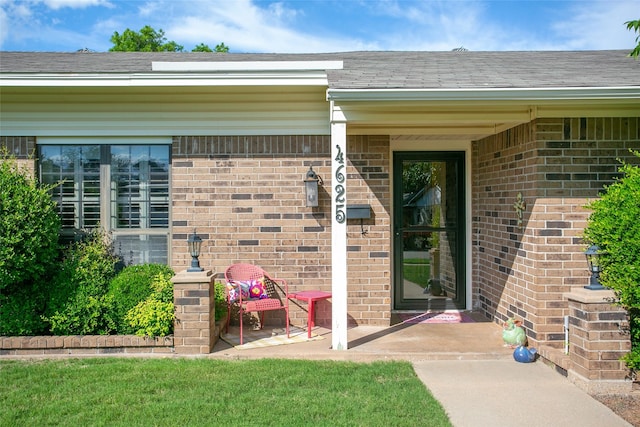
[172,270,217,354]
[565,288,632,394]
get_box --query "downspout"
[564,315,570,354]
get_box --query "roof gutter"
[0,72,331,87]
[0,60,344,88]
[326,87,640,102]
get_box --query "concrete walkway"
[211,321,632,426]
[413,360,631,427]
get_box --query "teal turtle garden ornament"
[502,318,527,348]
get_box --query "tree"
[213,42,230,53]
[109,25,229,52]
[110,25,183,52]
[192,43,212,52]
[192,42,229,52]
[626,19,640,59]
[403,162,431,194]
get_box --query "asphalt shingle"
[1,50,639,90]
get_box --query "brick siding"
[473,117,640,349]
[170,134,391,327]
[0,335,173,356]
[569,299,631,381]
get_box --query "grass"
[404,258,431,288]
[0,358,451,427]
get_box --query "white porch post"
[330,102,348,350]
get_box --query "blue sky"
[0,0,638,53]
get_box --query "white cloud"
[352,0,638,51]
[138,0,162,18]
[0,0,37,49]
[551,0,638,50]
[0,6,7,48]
[0,0,115,50]
[266,1,299,21]
[157,0,369,52]
[349,1,513,51]
[42,0,113,10]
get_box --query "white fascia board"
[0,61,343,87]
[152,60,343,71]
[0,72,330,87]
[327,87,640,102]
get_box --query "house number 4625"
[334,144,346,224]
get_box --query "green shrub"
[106,264,174,334]
[214,280,228,322]
[584,150,640,376]
[125,272,175,337]
[44,229,119,335]
[0,152,60,335]
[0,286,50,336]
[0,152,60,292]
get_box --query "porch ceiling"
[335,97,640,139]
[337,100,529,138]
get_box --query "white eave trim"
[152,60,343,71]
[0,72,331,87]
[0,60,343,87]
[327,87,640,102]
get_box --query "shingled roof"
[1,50,639,90]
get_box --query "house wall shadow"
[472,117,639,347]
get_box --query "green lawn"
[0,358,451,427]
[404,258,431,288]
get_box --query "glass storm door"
[393,152,465,310]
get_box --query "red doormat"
[398,311,475,324]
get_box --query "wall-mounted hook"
[360,219,368,236]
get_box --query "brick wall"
[345,135,392,325]
[172,270,218,354]
[171,134,391,327]
[0,335,173,356]
[568,291,631,385]
[473,117,640,349]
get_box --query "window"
[39,142,170,265]
[40,145,101,230]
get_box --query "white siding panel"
[0,86,330,136]
[1,113,330,137]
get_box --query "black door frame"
[392,151,466,311]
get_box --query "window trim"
[37,136,172,146]
[38,138,172,265]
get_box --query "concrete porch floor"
[210,313,514,362]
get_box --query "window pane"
[150,203,169,227]
[113,234,169,265]
[39,145,100,231]
[60,203,76,228]
[110,145,169,229]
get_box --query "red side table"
[288,290,332,338]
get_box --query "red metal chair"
[224,263,290,345]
